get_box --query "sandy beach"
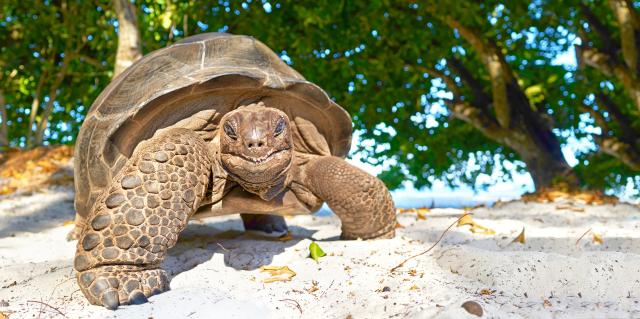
[0,185,638,319]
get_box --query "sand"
[0,186,639,318]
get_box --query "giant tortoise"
[71,33,396,309]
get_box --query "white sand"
[0,186,639,318]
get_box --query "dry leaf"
[259,265,296,283]
[592,232,603,244]
[305,280,319,293]
[62,220,75,226]
[543,299,552,308]
[0,312,7,319]
[457,214,495,235]
[480,288,494,295]
[409,284,419,290]
[511,228,525,244]
[396,207,430,220]
[394,221,405,229]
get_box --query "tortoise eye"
[274,118,286,136]
[224,122,237,140]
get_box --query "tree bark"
[113,0,142,77]
[0,90,8,147]
[33,57,69,146]
[27,69,47,147]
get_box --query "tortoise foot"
[241,214,288,237]
[77,265,169,310]
[66,225,83,241]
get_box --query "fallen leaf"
[305,280,319,293]
[0,312,7,319]
[480,288,494,295]
[511,228,525,244]
[409,284,419,290]
[457,214,495,235]
[394,221,405,229]
[543,299,552,308]
[259,265,296,283]
[62,220,75,226]
[592,232,604,244]
[309,242,326,262]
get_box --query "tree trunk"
[33,58,69,146]
[27,70,47,147]
[512,130,577,189]
[0,90,8,147]
[113,0,142,77]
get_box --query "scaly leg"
[240,214,288,237]
[304,156,396,240]
[73,128,211,309]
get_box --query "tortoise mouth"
[220,148,293,185]
[234,148,291,165]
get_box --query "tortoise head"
[219,101,293,198]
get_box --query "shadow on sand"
[163,217,316,279]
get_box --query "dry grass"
[0,146,74,195]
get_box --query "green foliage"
[1,0,638,192]
[308,242,326,262]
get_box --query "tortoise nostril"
[258,142,264,147]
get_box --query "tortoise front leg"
[73,128,211,309]
[303,156,396,240]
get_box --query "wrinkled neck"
[230,165,291,201]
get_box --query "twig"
[319,279,335,298]
[216,242,229,252]
[390,213,470,273]
[278,298,303,314]
[575,228,593,246]
[27,300,66,318]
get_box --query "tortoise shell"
[74,32,352,218]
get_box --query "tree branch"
[577,45,640,110]
[411,65,461,97]
[579,3,618,56]
[609,0,639,71]
[595,92,639,144]
[599,136,640,170]
[113,0,142,77]
[448,102,506,142]
[436,13,513,128]
[446,57,492,111]
[0,90,8,147]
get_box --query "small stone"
[461,301,483,317]
[382,286,391,292]
[121,175,142,189]
[102,247,120,260]
[125,209,145,226]
[154,151,169,163]
[105,193,125,208]
[91,214,111,230]
[82,234,101,251]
